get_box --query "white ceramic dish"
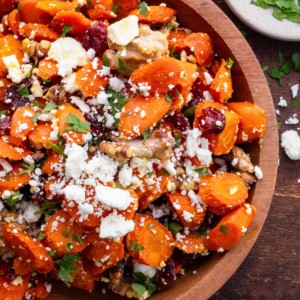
[225,0,300,41]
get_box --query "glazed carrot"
[113,0,139,19]
[0,35,24,77]
[0,272,31,300]
[198,173,248,215]
[2,223,54,274]
[56,103,89,144]
[36,0,77,16]
[177,60,197,88]
[184,32,214,67]
[0,136,31,160]
[169,83,192,112]
[130,57,181,94]
[226,102,267,144]
[51,11,92,37]
[28,123,53,149]
[0,77,10,100]
[126,213,175,268]
[210,59,233,102]
[0,162,31,193]
[19,23,60,42]
[87,0,115,20]
[13,257,34,275]
[75,60,108,97]
[7,9,20,36]
[193,101,240,155]
[71,262,95,292]
[18,0,51,24]
[118,94,171,139]
[44,210,87,255]
[168,28,190,52]
[10,106,36,146]
[205,204,256,251]
[25,274,51,299]
[166,191,206,228]
[42,150,63,175]
[175,230,207,254]
[129,6,176,25]
[37,58,58,80]
[0,0,18,18]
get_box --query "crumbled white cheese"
[23,203,40,223]
[278,96,287,107]
[2,55,30,83]
[118,164,133,187]
[281,130,300,160]
[133,260,157,278]
[0,158,13,173]
[109,77,125,92]
[64,185,86,204]
[291,83,299,98]
[285,114,299,125]
[61,73,79,93]
[30,79,43,97]
[70,96,90,113]
[254,166,263,180]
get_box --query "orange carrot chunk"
[87,0,115,20]
[18,0,51,24]
[42,150,63,175]
[0,0,18,18]
[25,274,52,300]
[36,0,77,16]
[19,23,60,42]
[113,0,139,19]
[226,102,267,144]
[175,230,207,254]
[2,223,54,274]
[7,9,20,36]
[28,123,54,149]
[126,213,175,268]
[198,173,248,215]
[205,204,256,251]
[168,28,190,51]
[0,136,31,160]
[37,58,58,79]
[13,257,34,276]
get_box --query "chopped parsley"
[72,234,84,245]
[61,25,73,38]
[219,224,228,233]
[102,53,109,67]
[138,2,149,16]
[173,134,183,147]
[62,231,69,237]
[292,98,299,108]
[165,93,173,103]
[195,167,208,177]
[64,114,90,133]
[20,162,34,174]
[118,57,132,71]
[226,58,234,70]
[36,232,45,241]
[112,3,120,14]
[142,127,151,143]
[42,103,58,113]
[55,254,80,282]
[45,142,67,158]
[34,201,59,215]
[6,192,23,212]
[168,222,183,235]
[0,110,8,116]
[17,86,30,98]
[183,106,197,118]
[130,240,145,252]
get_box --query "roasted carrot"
[113,0,139,19]
[71,261,95,292]
[175,230,207,254]
[44,210,87,255]
[2,223,54,274]
[210,59,233,102]
[166,191,206,228]
[177,60,197,88]
[193,101,240,155]
[0,162,31,193]
[28,123,54,149]
[51,11,92,37]
[75,60,108,97]
[87,0,115,20]
[42,150,63,175]
[10,106,36,146]
[37,58,58,79]
[7,9,20,36]
[168,28,190,52]
[126,213,175,268]
[129,6,176,25]
[118,94,171,139]
[205,204,256,251]
[13,257,34,275]
[226,102,267,143]
[36,0,77,16]
[19,23,60,42]
[184,32,214,67]
[198,173,248,215]
[0,77,11,100]
[0,136,31,160]
[25,274,51,299]
[0,0,18,18]
[18,0,51,24]
[130,57,182,94]
[169,83,192,112]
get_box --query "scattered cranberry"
[195,107,226,134]
[169,113,191,131]
[183,77,205,113]
[172,249,202,267]
[0,116,11,134]
[77,22,108,57]
[85,111,107,138]
[155,259,176,290]
[2,271,17,283]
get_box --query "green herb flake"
[64,114,90,133]
[112,3,120,14]
[62,25,73,38]
[197,226,207,237]
[131,283,147,298]
[142,127,151,143]
[134,272,147,283]
[183,106,196,118]
[130,241,145,252]
[17,86,30,98]
[103,53,109,67]
[118,57,132,72]
[292,98,299,108]
[168,222,183,235]
[173,135,183,147]
[34,201,59,215]
[42,78,51,83]
[148,223,155,229]
[115,183,123,189]
[49,250,58,257]
[226,58,234,70]
[219,224,228,233]
[292,53,300,70]
[86,0,92,9]
[165,93,173,103]
[72,234,84,245]
[277,121,282,129]
[262,65,269,72]
[56,254,80,282]
[32,100,41,108]
[6,192,23,212]
[62,231,69,237]
[138,2,149,17]
[32,113,39,123]
[195,167,208,177]
[20,162,34,175]
[65,240,73,252]
[36,232,45,241]
[45,142,67,158]
[43,103,58,113]
[0,110,8,116]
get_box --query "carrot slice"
[0,162,31,193]
[198,173,248,215]
[0,0,18,18]
[13,257,34,275]
[193,101,240,155]
[205,204,256,251]
[0,136,31,160]
[126,213,175,268]
[129,6,176,25]
[113,0,139,19]
[19,23,60,42]
[184,32,214,67]
[87,0,115,20]
[37,58,58,79]
[210,59,233,102]
[226,102,267,144]
[71,261,95,292]
[168,28,190,51]
[176,60,197,88]
[10,106,36,146]
[36,0,77,16]
[0,77,10,100]
[51,11,92,37]
[7,9,20,36]
[42,150,63,175]
[44,210,87,255]
[2,223,54,274]
[166,191,206,228]
[56,103,89,144]
[28,123,54,149]
[25,274,51,300]
[18,0,51,24]
[118,94,171,139]
[0,35,24,77]
[175,230,207,254]
[75,60,108,97]
[130,57,182,94]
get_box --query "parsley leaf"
[168,222,183,235]
[46,142,67,158]
[34,201,59,215]
[56,254,80,282]
[17,86,30,98]
[226,58,234,70]
[118,57,132,71]
[183,106,197,117]
[0,110,8,116]
[130,241,145,252]
[64,114,90,133]
[173,135,183,147]
[142,127,151,143]
[102,53,109,67]
[195,167,208,177]
[36,232,45,241]
[219,224,228,233]
[72,234,84,245]
[62,25,73,38]
[277,121,282,129]
[62,230,69,237]
[292,98,299,108]
[20,162,34,174]
[131,283,147,298]
[43,103,58,113]
[138,2,148,16]
[6,192,23,212]
[165,93,173,103]
[112,3,120,14]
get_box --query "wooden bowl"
[49,0,278,299]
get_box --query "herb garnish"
[55,254,80,282]
[62,25,73,38]
[64,114,91,133]
[219,224,228,233]
[17,86,30,98]
[130,240,145,252]
[138,2,149,16]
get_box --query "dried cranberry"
[154,259,176,290]
[172,249,202,267]
[184,77,206,111]
[169,113,191,131]
[2,271,17,282]
[195,107,226,134]
[0,116,11,134]
[85,111,107,138]
[77,22,108,57]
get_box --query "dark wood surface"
[211,1,300,299]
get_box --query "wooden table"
[210,1,300,299]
